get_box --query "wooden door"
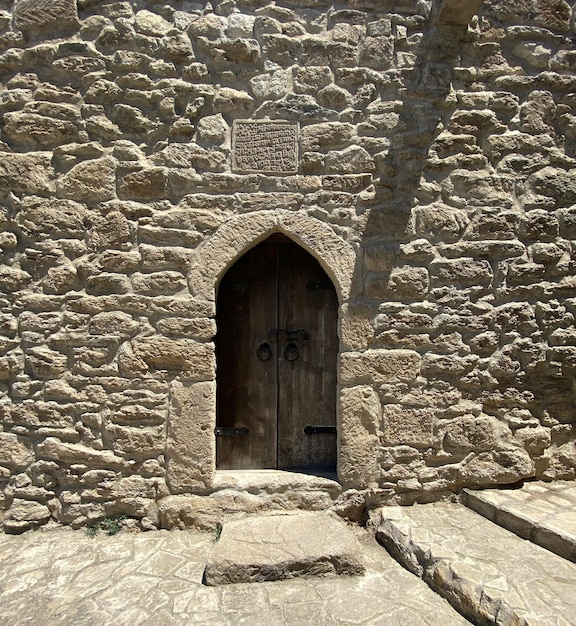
[216,234,338,472]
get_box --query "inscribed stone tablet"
[232,121,299,174]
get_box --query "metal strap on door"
[256,328,310,362]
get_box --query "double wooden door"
[216,234,338,471]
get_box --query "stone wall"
[0,0,575,532]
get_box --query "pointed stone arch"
[167,211,359,495]
[187,210,355,305]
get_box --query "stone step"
[203,510,365,586]
[462,481,576,563]
[377,503,576,626]
[159,470,342,531]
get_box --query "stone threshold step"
[159,471,342,531]
[377,503,576,626]
[203,511,365,586]
[462,481,576,563]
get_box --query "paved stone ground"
[462,481,576,562]
[0,522,470,626]
[378,503,576,626]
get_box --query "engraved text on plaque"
[232,121,299,174]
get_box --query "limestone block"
[360,35,393,69]
[433,0,483,26]
[88,311,139,337]
[339,386,381,488]
[250,69,290,101]
[166,381,215,493]
[317,84,353,110]
[155,317,216,339]
[325,146,375,174]
[443,416,502,453]
[43,264,81,294]
[118,337,215,381]
[413,204,468,243]
[196,114,229,147]
[227,13,255,38]
[3,111,80,150]
[187,13,227,39]
[204,512,365,585]
[5,402,74,429]
[112,104,160,136]
[515,426,551,455]
[105,424,165,457]
[159,492,262,530]
[88,211,131,250]
[262,33,301,64]
[118,168,168,201]
[340,349,421,385]
[151,143,226,170]
[140,244,194,272]
[56,157,116,203]
[213,87,254,115]
[134,10,172,36]
[340,303,374,351]
[14,0,79,36]
[367,266,429,301]
[0,153,54,198]
[382,405,435,448]
[300,122,355,152]
[132,271,186,295]
[529,166,576,206]
[138,225,202,248]
[483,0,571,32]
[521,209,558,240]
[430,258,493,287]
[25,346,67,379]
[16,197,87,240]
[37,437,127,469]
[0,433,34,470]
[460,449,534,486]
[422,354,479,376]
[3,499,51,533]
[293,66,333,94]
[0,267,31,292]
[274,93,338,122]
[86,273,131,295]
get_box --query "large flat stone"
[203,512,365,586]
[377,503,576,626]
[462,481,576,562]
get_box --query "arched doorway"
[216,234,338,473]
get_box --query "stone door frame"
[166,210,356,494]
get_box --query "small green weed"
[86,515,127,538]
[212,522,223,542]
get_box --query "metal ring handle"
[284,341,299,361]
[256,341,272,361]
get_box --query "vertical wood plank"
[215,240,278,469]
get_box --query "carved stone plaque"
[232,121,299,174]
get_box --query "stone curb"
[376,504,576,626]
[462,486,576,563]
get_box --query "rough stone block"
[339,386,381,488]
[14,0,79,36]
[166,381,215,493]
[382,405,435,448]
[0,433,34,470]
[340,350,421,385]
[203,512,365,585]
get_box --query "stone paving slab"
[0,523,471,625]
[203,512,364,585]
[377,503,576,626]
[462,481,576,562]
